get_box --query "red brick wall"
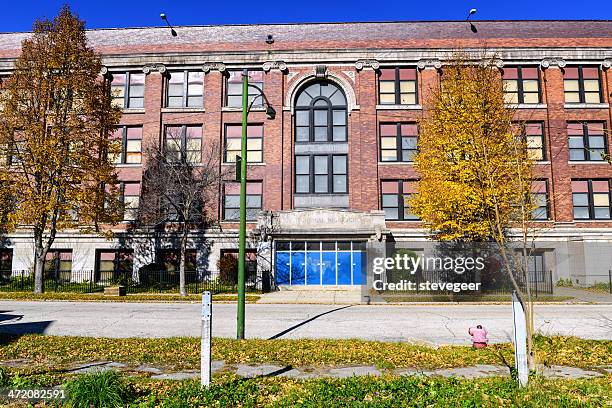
[109,62,612,232]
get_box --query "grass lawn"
[0,369,609,407]
[0,292,260,303]
[0,335,609,407]
[132,375,612,407]
[0,334,609,371]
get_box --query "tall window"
[564,66,602,104]
[378,68,418,105]
[515,122,546,161]
[96,250,133,283]
[381,180,418,221]
[224,124,263,163]
[502,66,540,104]
[295,155,347,194]
[165,125,202,163]
[111,126,142,164]
[44,250,72,281]
[226,70,264,107]
[223,181,262,221]
[531,180,549,220]
[568,122,607,162]
[120,182,140,221]
[166,71,204,108]
[110,72,145,108]
[295,82,347,142]
[157,249,197,273]
[0,249,12,279]
[380,123,418,162]
[572,179,611,220]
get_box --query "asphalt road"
[0,301,611,345]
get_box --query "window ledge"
[573,219,612,222]
[376,104,422,110]
[564,103,609,109]
[378,162,415,165]
[161,107,205,113]
[115,164,142,168]
[505,103,547,109]
[535,161,551,165]
[221,162,266,166]
[222,106,265,112]
[568,161,611,165]
[121,108,145,114]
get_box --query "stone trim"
[540,58,566,69]
[201,62,226,73]
[355,59,380,70]
[284,69,359,113]
[262,60,288,72]
[142,64,167,74]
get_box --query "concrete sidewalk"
[1,301,611,344]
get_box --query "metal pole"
[609,270,611,295]
[201,291,212,387]
[237,69,249,340]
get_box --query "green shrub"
[64,370,132,408]
[556,278,573,287]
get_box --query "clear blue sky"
[3,0,611,32]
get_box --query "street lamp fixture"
[236,69,275,340]
[160,13,178,37]
[466,9,478,33]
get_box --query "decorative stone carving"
[603,59,612,69]
[255,209,388,236]
[417,59,442,70]
[284,70,358,112]
[201,62,226,73]
[342,71,355,82]
[355,59,380,70]
[142,64,166,74]
[540,58,566,69]
[262,60,288,72]
[315,65,327,78]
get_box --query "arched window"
[295,82,347,143]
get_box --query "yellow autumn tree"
[0,6,122,293]
[410,54,539,369]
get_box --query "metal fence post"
[201,291,212,387]
[549,270,553,295]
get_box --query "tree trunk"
[33,236,45,294]
[179,230,188,297]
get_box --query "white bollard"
[512,291,528,387]
[201,291,212,387]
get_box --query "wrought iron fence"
[0,269,260,294]
[381,268,553,296]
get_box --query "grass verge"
[133,374,612,407]
[0,292,260,302]
[0,334,609,371]
[1,371,609,407]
